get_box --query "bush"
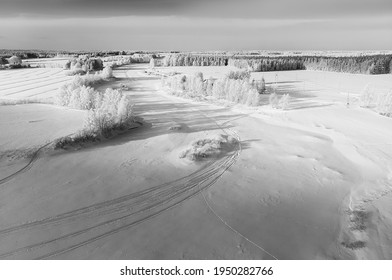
[101,66,113,79]
[251,77,266,94]
[195,72,204,81]
[57,66,135,137]
[269,93,290,109]
[226,69,251,80]
[269,93,279,108]
[64,57,104,73]
[64,60,71,70]
[57,67,116,108]
[9,64,23,69]
[105,57,132,68]
[162,73,261,106]
[360,85,374,108]
[65,69,86,76]
[278,94,290,110]
[376,91,392,117]
[84,88,134,137]
[360,85,392,118]
[260,77,266,93]
[54,131,99,149]
[57,85,135,138]
[179,134,237,161]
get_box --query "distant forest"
[162,53,392,75]
[2,49,392,75]
[162,54,228,67]
[0,49,161,60]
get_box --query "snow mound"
[179,134,237,161]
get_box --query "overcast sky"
[0,0,391,51]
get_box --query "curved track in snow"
[0,143,52,186]
[0,132,240,259]
[0,66,242,259]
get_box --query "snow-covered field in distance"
[0,67,74,101]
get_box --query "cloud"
[0,15,391,51]
[1,1,391,50]
[1,0,391,19]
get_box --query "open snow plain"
[1,64,392,259]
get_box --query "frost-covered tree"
[360,85,374,108]
[7,55,22,65]
[269,93,279,108]
[376,91,392,117]
[206,79,214,96]
[261,77,266,92]
[101,66,113,79]
[149,58,156,68]
[278,94,290,110]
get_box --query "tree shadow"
[286,100,333,111]
[261,83,334,110]
[56,93,248,155]
[100,104,245,149]
[114,65,149,72]
[58,64,258,153]
[274,84,317,98]
[265,81,302,85]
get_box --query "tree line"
[161,53,392,75]
[162,54,228,67]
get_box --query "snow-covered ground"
[22,57,71,68]
[0,68,73,101]
[0,64,391,259]
[153,65,239,79]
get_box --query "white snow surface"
[0,64,392,259]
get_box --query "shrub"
[150,58,156,68]
[57,67,116,108]
[360,85,374,108]
[65,68,86,76]
[57,84,135,139]
[278,94,290,110]
[179,134,236,161]
[360,85,392,118]
[84,89,134,137]
[211,79,225,99]
[206,79,214,96]
[64,60,71,70]
[87,58,103,71]
[376,91,392,117]
[260,77,266,93]
[66,57,104,70]
[105,57,132,68]
[269,93,279,108]
[226,69,251,80]
[54,130,99,149]
[162,73,261,106]
[269,93,290,110]
[245,86,260,106]
[101,66,113,79]
[57,65,135,137]
[195,72,204,81]
[78,86,97,109]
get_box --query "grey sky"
[0,0,391,51]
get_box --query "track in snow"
[0,65,242,259]
[0,136,240,259]
[0,143,52,186]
